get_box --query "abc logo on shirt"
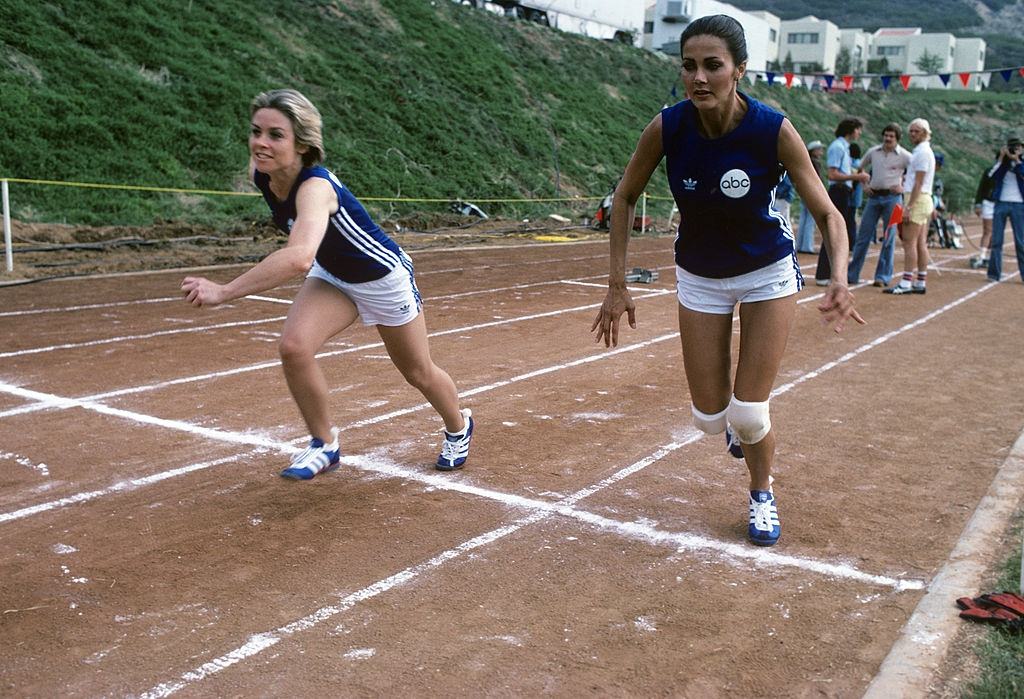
[719,169,751,199]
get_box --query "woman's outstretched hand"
[591,285,636,347]
[181,276,228,308]
[817,282,865,333]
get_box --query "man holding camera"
[986,136,1024,283]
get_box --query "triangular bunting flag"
[881,75,892,90]
[899,74,912,90]
[784,72,794,88]
[959,72,971,87]
[745,72,758,86]
[824,74,835,89]
[1001,69,1013,83]
[980,72,992,88]
[1020,67,1024,78]
[843,75,854,90]
[938,73,950,86]
[766,71,776,86]
[888,204,903,228]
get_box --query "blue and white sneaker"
[436,408,473,471]
[725,427,744,459]
[281,427,340,480]
[748,489,780,546]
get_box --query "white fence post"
[641,191,647,235]
[2,179,12,273]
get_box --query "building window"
[667,1,682,16]
[787,32,819,45]
[769,29,777,42]
[877,45,904,56]
[644,20,653,34]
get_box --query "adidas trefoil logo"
[682,178,697,191]
[398,304,411,314]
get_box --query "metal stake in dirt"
[2,179,11,273]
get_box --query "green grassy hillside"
[0,0,1020,226]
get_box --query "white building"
[839,28,872,74]
[870,27,918,74]
[869,28,984,90]
[777,15,841,73]
[748,10,781,65]
[953,38,987,90]
[643,0,777,72]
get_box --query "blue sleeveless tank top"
[662,93,795,278]
[254,166,405,283]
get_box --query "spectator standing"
[849,142,864,221]
[815,118,871,286]
[794,140,825,254]
[847,123,910,286]
[986,136,1024,282]
[885,118,936,295]
[971,152,999,269]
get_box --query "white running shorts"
[308,257,422,327]
[980,199,995,220]
[676,256,802,315]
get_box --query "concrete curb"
[864,427,1024,697]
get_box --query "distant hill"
[0,0,1020,226]
[731,0,1024,71]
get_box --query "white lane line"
[0,290,673,419]
[0,296,182,318]
[0,278,963,587]
[0,341,916,590]
[771,280,998,398]
[0,316,289,360]
[0,276,969,527]
[138,512,549,699]
[139,437,920,698]
[864,426,1024,696]
[0,452,263,524]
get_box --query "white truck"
[455,1,645,45]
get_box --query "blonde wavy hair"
[250,89,325,166]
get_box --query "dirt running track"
[1,227,1022,697]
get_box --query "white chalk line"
[0,295,182,318]
[0,330,680,525]
[135,274,1001,696]
[0,275,974,526]
[0,451,264,524]
[0,281,947,589]
[0,265,658,360]
[139,433,921,698]
[0,244,668,317]
[0,316,289,360]
[0,289,673,420]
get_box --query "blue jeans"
[795,200,816,253]
[987,201,1024,281]
[848,193,900,284]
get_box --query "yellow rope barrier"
[0,177,630,203]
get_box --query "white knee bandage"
[726,395,771,445]
[691,405,727,435]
